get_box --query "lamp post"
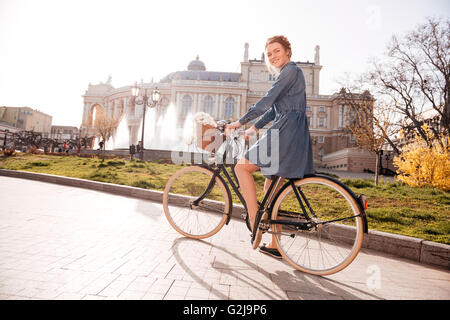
[131,82,161,160]
[2,129,8,150]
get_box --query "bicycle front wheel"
[271,176,364,276]
[163,166,231,239]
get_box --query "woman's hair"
[265,35,292,58]
[265,35,292,77]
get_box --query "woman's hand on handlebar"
[225,121,242,136]
[244,125,258,141]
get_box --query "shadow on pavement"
[170,237,384,300]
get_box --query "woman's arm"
[226,104,275,133]
[239,64,297,126]
[254,106,276,129]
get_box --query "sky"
[0,0,449,126]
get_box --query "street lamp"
[2,129,8,150]
[131,82,161,160]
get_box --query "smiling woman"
[265,35,292,75]
[225,35,315,254]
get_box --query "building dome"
[187,55,206,71]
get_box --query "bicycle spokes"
[271,177,364,275]
[163,166,230,239]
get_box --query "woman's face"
[266,42,290,70]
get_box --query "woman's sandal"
[259,245,282,259]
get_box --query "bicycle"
[163,120,369,276]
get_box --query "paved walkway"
[0,176,448,300]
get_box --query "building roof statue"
[315,45,320,65]
[244,43,249,63]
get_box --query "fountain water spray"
[105,103,223,154]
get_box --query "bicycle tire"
[271,176,364,276]
[163,165,231,239]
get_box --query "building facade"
[80,43,376,172]
[50,126,79,142]
[0,106,52,136]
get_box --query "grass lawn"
[1,152,449,245]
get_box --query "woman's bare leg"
[263,178,284,249]
[235,158,285,250]
[234,157,260,230]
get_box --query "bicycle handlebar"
[215,120,244,140]
[216,120,231,132]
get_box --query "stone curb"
[1,169,449,269]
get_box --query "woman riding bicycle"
[226,35,315,258]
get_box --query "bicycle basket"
[193,112,221,153]
[195,123,220,153]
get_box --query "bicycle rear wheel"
[271,176,364,276]
[163,166,231,239]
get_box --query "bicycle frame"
[192,128,284,227]
[191,129,368,233]
[268,175,369,233]
[195,164,369,233]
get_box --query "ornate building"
[80,43,376,171]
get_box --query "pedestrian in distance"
[136,141,142,160]
[129,144,136,160]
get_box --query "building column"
[176,92,181,111]
[313,106,317,128]
[192,93,197,114]
[236,95,241,119]
[170,88,176,107]
[343,105,348,126]
[327,107,331,128]
[215,94,219,119]
[219,94,224,119]
[338,105,343,128]
[83,103,89,125]
[241,92,247,117]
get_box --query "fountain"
[97,102,239,162]
[113,114,130,148]
[105,114,129,150]
[147,103,178,150]
[92,137,99,150]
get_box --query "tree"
[11,130,43,151]
[394,125,450,190]
[367,17,449,149]
[339,88,397,185]
[94,110,120,161]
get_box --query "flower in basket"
[193,112,217,127]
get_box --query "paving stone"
[0,175,449,301]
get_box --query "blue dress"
[239,61,315,179]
